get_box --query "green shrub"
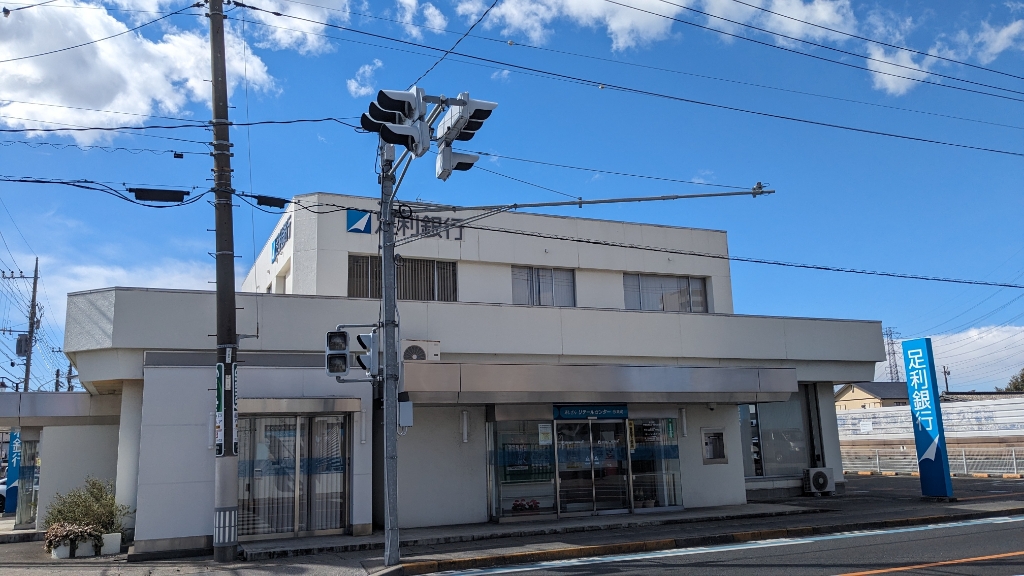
[42,477,130,534]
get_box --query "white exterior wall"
[677,404,747,507]
[397,406,489,528]
[816,382,845,484]
[134,367,215,544]
[37,425,120,528]
[115,381,144,529]
[240,193,735,314]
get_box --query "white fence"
[842,447,1023,475]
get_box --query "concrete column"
[115,381,144,530]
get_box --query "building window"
[511,266,575,307]
[347,255,457,302]
[701,428,727,464]
[739,390,813,478]
[623,274,708,313]
[894,401,907,406]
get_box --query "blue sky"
[1,0,1023,391]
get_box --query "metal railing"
[841,447,1022,476]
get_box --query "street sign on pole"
[902,337,954,499]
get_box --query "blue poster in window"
[902,338,954,498]
[4,428,20,514]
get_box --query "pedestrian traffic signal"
[360,88,431,157]
[354,331,379,375]
[435,92,497,144]
[325,330,350,376]
[436,143,479,181]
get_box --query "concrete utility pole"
[942,366,951,394]
[378,142,401,566]
[54,369,60,392]
[22,258,38,393]
[66,360,74,391]
[207,0,239,561]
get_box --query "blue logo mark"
[347,210,372,234]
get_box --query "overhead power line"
[0,139,206,156]
[407,0,498,88]
[227,3,1024,158]
[0,116,361,134]
[723,0,1024,81]
[0,2,204,64]
[0,98,208,124]
[606,0,1024,102]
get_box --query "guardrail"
[841,447,1023,476]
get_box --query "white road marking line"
[434,515,1024,575]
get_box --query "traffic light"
[325,330,350,376]
[436,143,480,181]
[360,88,431,157]
[435,92,497,144]
[354,331,379,375]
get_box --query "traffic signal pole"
[208,0,239,561]
[378,141,401,566]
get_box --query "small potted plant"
[42,477,131,559]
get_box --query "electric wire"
[617,0,1024,98]
[407,0,498,88]
[226,3,1024,158]
[722,0,1024,81]
[0,139,207,156]
[0,2,205,64]
[0,98,210,124]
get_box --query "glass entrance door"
[556,421,630,514]
[238,415,347,538]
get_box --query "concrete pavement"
[0,475,1021,575]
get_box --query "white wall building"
[1,192,883,559]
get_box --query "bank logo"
[347,210,372,234]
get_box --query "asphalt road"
[437,514,1024,575]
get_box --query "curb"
[0,531,45,545]
[845,470,1022,479]
[387,506,1024,576]
[241,506,821,561]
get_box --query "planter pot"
[51,543,72,559]
[52,540,98,559]
[643,500,656,508]
[101,533,121,555]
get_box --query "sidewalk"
[0,475,1021,576]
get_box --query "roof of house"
[836,381,909,401]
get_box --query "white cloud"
[456,0,856,51]
[0,2,273,144]
[864,45,931,95]
[873,325,1024,391]
[973,20,1024,63]
[347,59,383,97]
[490,68,511,80]
[396,0,449,38]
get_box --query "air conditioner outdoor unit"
[803,467,835,495]
[401,340,440,362]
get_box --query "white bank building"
[1,192,883,558]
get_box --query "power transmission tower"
[207,0,239,561]
[883,327,902,382]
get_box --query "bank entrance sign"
[902,337,954,498]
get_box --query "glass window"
[511,266,576,307]
[740,391,813,478]
[624,273,711,313]
[629,419,682,508]
[348,255,455,302]
[623,274,641,310]
[492,421,556,517]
